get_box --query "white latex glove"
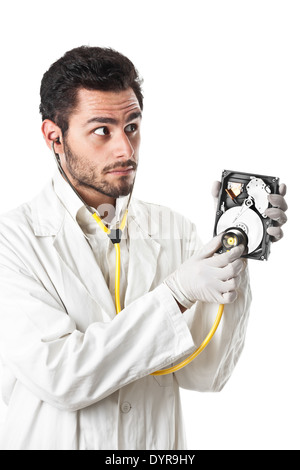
[211,180,221,209]
[164,235,246,309]
[265,183,288,242]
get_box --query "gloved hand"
[211,181,288,241]
[264,183,288,242]
[164,235,246,309]
[211,180,221,209]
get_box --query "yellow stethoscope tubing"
[92,211,126,315]
[114,243,122,314]
[92,211,225,376]
[92,212,111,234]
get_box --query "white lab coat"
[0,173,251,450]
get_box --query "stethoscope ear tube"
[51,142,95,215]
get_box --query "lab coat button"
[121,402,131,413]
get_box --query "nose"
[113,130,134,160]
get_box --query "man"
[0,46,287,450]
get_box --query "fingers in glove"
[265,184,287,242]
[222,290,238,304]
[218,275,243,304]
[278,183,287,197]
[211,181,221,199]
[218,258,245,281]
[264,207,287,226]
[208,244,245,268]
[267,226,284,242]
[267,194,288,212]
[198,234,223,259]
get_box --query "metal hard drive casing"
[213,170,280,260]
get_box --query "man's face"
[62,87,142,201]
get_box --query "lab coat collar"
[31,170,132,236]
[52,169,84,222]
[53,168,131,230]
[31,173,65,237]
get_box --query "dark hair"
[39,46,143,135]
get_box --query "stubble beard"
[63,140,137,199]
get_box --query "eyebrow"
[86,111,142,126]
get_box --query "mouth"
[106,166,135,176]
[104,160,137,177]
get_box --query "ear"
[41,120,63,153]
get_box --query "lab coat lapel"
[125,210,162,306]
[53,214,116,320]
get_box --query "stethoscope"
[51,141,225,376]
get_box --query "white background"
[0,0,299,450]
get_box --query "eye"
[125,123,138,133]
[94,126,110,136]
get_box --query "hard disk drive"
[213,170,280,260]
